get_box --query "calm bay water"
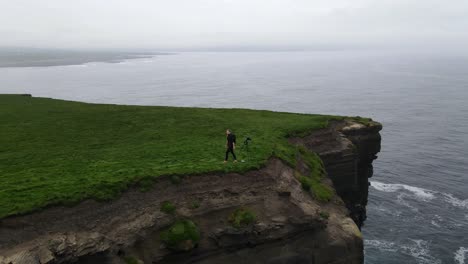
[0,51,467,263]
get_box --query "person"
[224,129,237,163]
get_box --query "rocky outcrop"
[291,120,382,228]
[0,120,381,264]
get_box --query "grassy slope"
[0,95,346,218]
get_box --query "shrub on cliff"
[123,256,141,264]
[160,201,176,214]
[228,208,256,228]
[160,219,200,251]
[296,148,333,202]
[299,176,333,202]
[319,210,330,220]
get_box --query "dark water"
[0,51,467,263]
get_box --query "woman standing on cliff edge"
[224,129,237,163]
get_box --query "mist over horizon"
[1,0,467,52]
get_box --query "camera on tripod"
[240,137,252,163]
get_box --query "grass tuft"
[160,201,176,214]
[123,256,139,264]
[160,219,200,251]
[319,211,330,220]
[349,116,375,126]
[295,148,333,202]
[228,208,256,228]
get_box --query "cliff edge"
[0,120,381,264]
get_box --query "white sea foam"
[371,204,402,217]
[364,239,398,252]
[441,193,468,209]
[370,181,436,201]
[371,181,468,211]
[401,240,441,264]
[430,215,442,228]
[366,239,442,264]
[397,193,418,211]
[455,247,468,264]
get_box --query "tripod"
[240,137,251,162]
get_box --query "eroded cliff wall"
[291,120,382,227]
[0,120,381,264]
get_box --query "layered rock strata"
[0,120,381,264]
[291,120,382,227]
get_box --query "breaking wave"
[370,181,435,201]
[401,240,441,264]
[441,193,468,210]
[364,240,398,252]
[370,181,468,210]
[365,239,442,264]
[455,247,468,264]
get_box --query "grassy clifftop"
[0,95,347,218]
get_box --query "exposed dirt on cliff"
[0,157,363,264]
[0,120,381,264]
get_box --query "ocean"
[0,50,467,264]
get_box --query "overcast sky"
[1,0,467,50]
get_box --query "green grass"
[160,201,176,214]
[228,208,256,228]
[350,116,376,126]
[296,147,334,202]
[0,95,345,219]
[123,256,139,264]
[160,219,200,251]
[319,211,330,220]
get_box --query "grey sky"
[1,0,467,50]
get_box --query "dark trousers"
[225,147,237,161]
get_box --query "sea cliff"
[0,119,381,264]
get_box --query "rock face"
[290,120,382,228]
[0,120,381,264]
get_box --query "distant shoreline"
[0,50,174,68]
